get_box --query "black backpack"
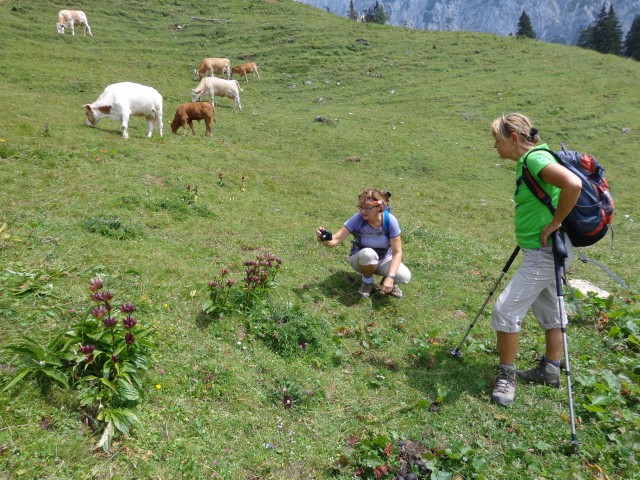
[521,145,615,247]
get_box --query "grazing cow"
[56,10,93,37]
[191,77,242,110]
[83,82,163,139]
[170,102,216,136]
[231,62,261,81]
[193,57,231,80]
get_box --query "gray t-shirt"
[344,211,401,258]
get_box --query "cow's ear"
[82,104,90,110]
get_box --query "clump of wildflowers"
[204,253,283,317]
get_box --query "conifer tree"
[578,3,622,55]
[348,0,358,21]
[364,1,388,25]
[516,11,536,39]
[623,15,640,61]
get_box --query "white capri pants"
[349,248,412,284]
[492,238,573,334]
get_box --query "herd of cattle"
[57,9,261,138]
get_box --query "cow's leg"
[157,109,163,137]
[121,112,130,139]
[70,20,75,36]
[188,120,196,135]
[205,118,211,136]
[145,117,155,138]
[85,22,93,37]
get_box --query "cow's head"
[56,23,65,34]
[191,90,201,103]
[83,104,111,126]
[193,69,201,81]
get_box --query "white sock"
[362,275,375,284]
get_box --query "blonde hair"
[491,113,540,144]
[358,189,391,208]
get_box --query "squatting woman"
[316,188,411,298]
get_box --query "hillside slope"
[1,1,639,479]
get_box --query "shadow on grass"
[293,270,399,309]
[403,344,497,407]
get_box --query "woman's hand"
[316,227,328,242]
[316,226,349,247]
[380,275,394,294]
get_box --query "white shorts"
[492,238,573,333]
[349,248,412,284]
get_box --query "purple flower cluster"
[87,278,138,356]
[243,253,283,289]
[80,344,95,363]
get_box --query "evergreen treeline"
[345,1,640,61]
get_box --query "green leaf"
[617,431,640,450]
[582,403,607,413]
[99,377,118,392]
[201,300,214,313]
[41,367,69,387]
[1,367,32,392]
[117,378,140,401]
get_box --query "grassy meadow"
[1,0,639,478]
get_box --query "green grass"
[1,0,639,478]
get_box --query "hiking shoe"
[517,357,561,388]
[358,282,374,298]
[491,365,516,407]
[389,284,403,298]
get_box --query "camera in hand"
[320,229,333,241]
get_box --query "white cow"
[83,82,163,139]
[191,77,242,110]
[56,10,93,37]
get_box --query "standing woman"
[489,113,582,408]
[316,189,411,298]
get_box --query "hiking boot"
[491,365,516,407]
[358,282,374,298]
[517,357,561,388]
[389,284,403,298]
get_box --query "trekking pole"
[451,246,521,358]
[552,231,580,454]
[578,253,629,288]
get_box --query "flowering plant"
[1,278,155,452]
[203,252,283,317]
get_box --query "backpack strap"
[382,208,390,237]
[520,149,557,217]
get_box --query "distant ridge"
[298,0,640,45]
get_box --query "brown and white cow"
[193,57,231,80]
[83,82,163,139]
[231,62,261,81]
[56,10,93,37]
[191,77,242,110]
[170,102,216,136]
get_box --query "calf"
[170,102,216,136]
[193,57,231,80]
[231,62,261,81]
[83,82,163,139]
[191,77,242,110]
[56,10,93,37]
